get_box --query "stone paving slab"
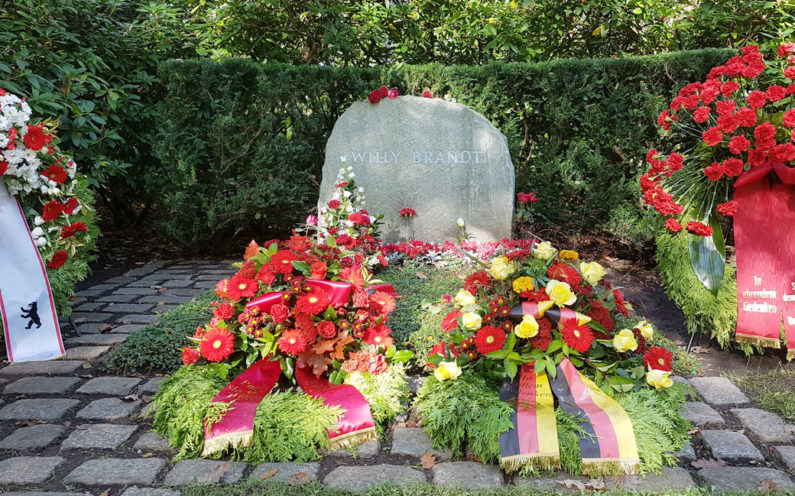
[2,493,92,496]
[65,333,129,345]
[682,401,725,427]
[70,312,116,323]
[611,467,695,491]
[0,456,65,484]
[117,314,158,324]
[0,424,66,450]
[513,472,592,490]
[62,423,137,449]
[4,376,81,394]
[161,280,195,288]
[0,360,85,376]
[139,377,167,394]
[323,465,425,491]
[166,289,204,296]
[65,346,111,361]
[73,322,113,333]
[133,432,173,452]
[76,397,141,420]
[701,429,764,462]
[675,441,697,461]
[391,426,452,460]
[0,398,81,421]
[432,461,504,488]
[139,295,190,304]
[123,488,181,496]
[85,283,121,292]
[124,267,158,277]
[731,408,795,444]
[76,376,141,395]
[64,457,166,485]
[163,460,248,485]
[250,461,320,483]
[113,324,147,333]
[775,446,795,472]
[105,276,139,285]
[689,377,749,406]
[72,303,106,312]
[114,287,160,296]
[99,294,142,303]
[326,439,380,459]
[104,303,155,314]
[698,466,794,492]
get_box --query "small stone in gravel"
[76,398,140,420]
[62,423,138,449]
[122,488,181,496]
[610,467,695,491]
[731,408,794,444]
[0,360,85,376]
[133,432,173,452]
[432,462,503,488]
[682,402,725,427]
[163,460,247,485]
[327,439,380,459]
[774,446,795,471]
[4,376,81,394]
[391,427,451,460]
[65,458,165,485]
[250,462,320,483]
[0,399,80,421]
[70,312,116,323]
[105,303,155,314]
[698,466,794,492]
[112,324,146,333]
[701,429,764,462]
[0,424,66,449]
[674,441,697,461]
[65,333,129,345]
[65,346,110,361]
[117,314,158,324]
[138,377,168,394]
[689,377,749,406]
[77,377,142,395]
[0,456,65,484]
[323,465,425,491]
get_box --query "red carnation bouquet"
[641,43,795,291]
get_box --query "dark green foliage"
[156,50,734,248]
[103,291,214,375]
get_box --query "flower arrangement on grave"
[414,241,689,476]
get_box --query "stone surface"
[139,295,189,304]
[99,294,141,303]
[114,287,160,296]
[2,493,91,496]
[62,423,138,449]
[0,360,84,376]
[4,376,81,394]
[513,472,592,491]
[117,314,158,324]
[319,96,514,243]
[0,424,66,449]
[138,377,168,394]
[163,460,247,485]
[65,346,110,361]
[105,276,139,285]
[775,446,795,471]
[701,429,764,462]
[327,440,380,459]
[689,377,749,406]
[124,267,158,277]
[0,456,65,484]
[432,462,504,488]
[64,458,165,485]
[391,426,452,460]
[65,333,129,345]
[698,467,794,492]
[70,312,115,323]
[76,376,142,395]
[72,303,107,312]
[76,397,140,420]
[133,432,173,452]
[112,324,146,333]
[611,467,695,491]
[732,408,794,444]
[122,488,181,496]
[323,465,425,491]
[675,441,697,461]
[250,462,320,483]
[104,303,155,314]
[682,401,725,427]
[0,398,80,420]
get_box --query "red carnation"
[310,261,327,280]
[717,200,740,217]
[786,66,795,80]
[441,310,462,332]
[686,221,713,237]
[748,148,767,166]
[665,218,683,233]
[766,85,787,102]
[400,208,417,217]
[517,191,540,203]
[547,262,582,287]
[721,81,739,96]
[379,86,389,97]
[779,42,795,58]
[728,135,751,155]
[735,107,758,128]
[182,347,200,365]
[746,91,767,109]
[269,303,290,324]
[0,160,6,177]
[328,199,341,210]
[784,109,795,128]
[213,302,235,320]
[474,326,506,354]
[295,287,330,315]
[529,318,553,350]
[561,322,594,353]
[388,88,399,99]
[226,274,259,301]
[317,320,337,339]
[368,90,381,104]
[278,329,307,356]
[270,250,297,274]
[755,122,777,151]
[644,346,673,371]
[47,250,68,269]
[200,327,235,362]
[422,91,433,98]
[704,163,724,181]
[770,143,795,163]
[62,197,79,215]
[41,200,63,221]
[256,264,277,286]
[722,158,744,177]
[702,127,723,146]
[59,222,88,239]
[24,124,51,151]
[693,106,710,123]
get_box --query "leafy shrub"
[344,362,411,438]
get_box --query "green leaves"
[688,214,726,295]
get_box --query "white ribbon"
[0,182,64,361]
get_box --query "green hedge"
[153,49,734,248]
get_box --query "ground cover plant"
[731,368,795,422]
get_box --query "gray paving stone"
[701,429,764,462]
[155,305,177,313]
[323,465,425,491]
[682,401,725,427]
[0,424,66,449]
[775,446,795,471]
[77,376,142,395]
[105,276,139,285]
[250,462,320,483]
[689,377,749,406]
[65,333,129,345]
[699,466,794,492]
[138,377,168,394]
[70,312,115,323]
[610,467,695,491]
[195,274,226,280]
[0,456,65,484]
[139,295,188,305]
[391,426,452,460]
[674,441,697,461]
[98,294,142,303]
[76,397,141,420]
[127,279,164,287]
[0,360,84,376]
[194,280,217,289]
[64,458,166,485]
[4,376,81,394]
[86,283,121,292]
[62,423,137,449]
[732,408,795,444]
[65,346,110,361]
[76,289,104,298]
[1,492,91,496]
[117,314,158,324]
[145,260,169,268]
[123,488,181,496]
[74,322,114,333]
[154,269,194,276]
[133,432,173,452]
[327,439,380,459]
[514,472,591,490]
[432,461,503,488]
[166,288,203,296]
[0,399,81,421]
[72,303,107,312]
[114,287,160,296]
[124,267,158,277]
[163,460,247,485]
[671,375,691,386]
[104,303,155,314]
[161,280,195,288]
[113,324,146,334]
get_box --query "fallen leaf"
[690,346,710,354]
[99,324,116,333]
[63,421,71,427]
[585,479,607,491]
[18,420,44,427]
[691,459,727,469]
[420,453,436,469]
[759,479,778,492]
[416,272,428,279]
[122,394,139,402]
[142,452,154,458]
[202,463,230,483]
[244,240,260,261]
[152,285,166,291]
[406,421,418,428]
[259,468,278,480]
[557,479,586,491]
[98,488,110,496]
[82,363,93,369]
[289,472,311,484]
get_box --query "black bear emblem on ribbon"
[20,301,42,329]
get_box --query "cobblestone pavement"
[1,260,795,494]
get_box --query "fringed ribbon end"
[735,334,781,348]
[787,349,795,362]
[327,427,377,451]
[201,430,253,457]
[501,453,560,473]
[581,457,640,476]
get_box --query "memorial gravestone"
[319,96,515,244]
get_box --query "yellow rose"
[489,256,516,281]
[461,312,483,331]
[579,261,606,285]
[646,368,673,390]
[514,314,540,339]
[635,320,654,340]
[533,241,557,260]
[512,276,535,294]
[454,289,477,307]
[559,249,579,262]
[613,329,638,353]
[434,361,462,382]
[545,280,577,307]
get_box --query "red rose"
[717,200,739,217]
[310,261,327,280]
[213,302,235,320]
[41,200,63,221]
[388,89,398,99]
[422,90,433,98]
[47,250,68,269]
[746,90,767,109]
[379,86,389,98]
[728,135,751,155]
[702,127,723,146]
[182,347,200,365]
[328,199,341,210]
[368,91,380,104]
[665,218,683,233]
[269,303,290,324]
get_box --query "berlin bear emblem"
[20,301,42,329]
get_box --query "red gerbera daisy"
[547,262,582,287]
[226,274,259,301]
[369,291,396,314]
[200,327,235,362]
[59,222,87,239]
[644,346,673,371]
[295,287,330,315]
[474,326,506,354]
[278,329,307,355]
[41,200,63,221]
[24,124,52,151]
[364,325,393,348]
[62,197,79,215]
[464,271,492,294]
[270,250,297,274]
[40,165,67,184]
[47,250,68,269]
[561,323,594,353]
[441,311,463,332]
